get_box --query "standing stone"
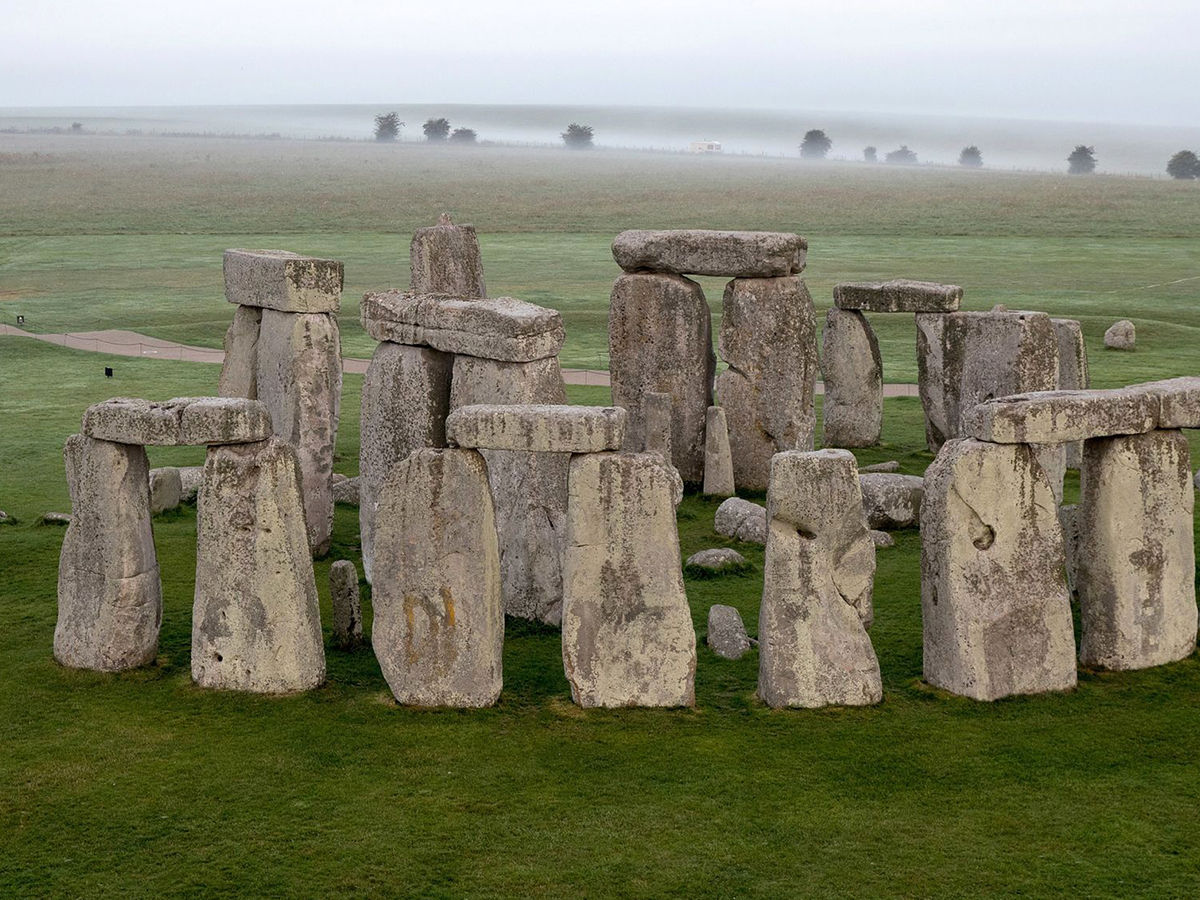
[179,466,204,502]
[609,272,714,483]
[148,466,183,514]
[642,391,674,462]
[702,406,735,497]
[410,213,487,298]
[562,452,696,707]
[1076,430,1197,670]
[707,605,751,660]
[920,439,1076,700]
[1104,319,1136,350]
[758,450,881,708]
[372,449,502,707]
[716,276,817,491]
[329,559,364,649]
[359,342,452,583]
[451,354,569,624]
[193,437,325,693]
[218,305,262,399]
[822,308,882,448]
[1059,504,1081,595]
[55,434,161,672]
[255,309,342,556]
[1052,318,1090,468]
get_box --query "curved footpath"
[0,323,920,395]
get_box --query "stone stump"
[821,308,882,448]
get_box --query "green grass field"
[2,135,1199,896]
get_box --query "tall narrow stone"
[758,450,881,708]
[1052,318,1090,468]
[715,276,817,490]
[642,391,674,462]
[55,434,161,672]
[1076,430,1197,670]
[330,560,363,650]
[193,437,325,693]
[562,452,696,707]
[920,439,1076,700]
[822,308,882,448]
[371,448,503,707]
[409,213,487,298]
[609,272,714,483]
[702,406,735,497]
[218,305,262,399]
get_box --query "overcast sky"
[4,0,1198,126]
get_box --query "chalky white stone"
[223,249,342,313]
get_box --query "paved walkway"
[0,323,921,395]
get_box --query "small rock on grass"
[707,604,752,660]
[870,530,894,548]
[42,512,71,526]
[685,547,750,578]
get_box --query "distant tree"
[1067,145,1096,175]
[799,129,832,160]
[423,118,451,142]
[885,145,918,165]
[374,112,402,142]
[449,127,477,144]
[1166,149,1199,180]
[958,145,983,168]
[70,122,83,134]
[863,145,877,164]
[562,123,594,149]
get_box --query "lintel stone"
[612,229,806,277]
[833,279,962,313]
[223,249,342,313]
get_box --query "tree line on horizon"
[373,112,594,149]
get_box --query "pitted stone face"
[409,215,487,298]
[223,249,342,313]
[82,397,273,446]
[445,404,626,453]
[612,229,807,277]
[822,307,882,449]
[833,279,962,313]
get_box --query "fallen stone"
[860,460,900,473]
[859,473,924,529]
[372,448,503,706]
[707,605,751,660]
[218,305,262,399]
[329,559,364,650]
[331,476,359,506]
[920,439,1077,701]
[445,404,626,453]
[148,466,182,514]
[1052,317,1089,468]
[179,466,204,502]
[42,512,72,525]
[361,291,565,363]
[409,213,487,298]
[1076,430,1196,670]
[716,276,818,490]
[822,308,882,448]
[223,249,342,313]
[192,437,325,693]
[833,279,962,313]
[758,449,881,707]
[1104,319,1135,350]
[685,547,749,575]
[714,497,768,545]
[81,397,273,446]
[612,229,806,277]
[562,452,696,707]
[641,391,674,462]
[702,406,736,497]
[870,530,895,548]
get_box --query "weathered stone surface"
[920,439,1076,701]
[641,391,674,462]
[859,473,924,530]
[180,397,276,446]
[965,388,1160,445]
[410,214,487,298]
[256,310,342,556]
[1104,319,1136,350]
[822,308,882,448]
[331,476,359,506]
[359,342,452,583]
[223,249,342,313]
[861,460,900,473]
[1144,376,1200,430]
[612,229,806,277]
[1059,504,1081,595]
[179,466,204,502]
[1076,430,1197,670]
[81,397,273,446]
[707,605,751,660]
[55,434,161,672]
[451,355,569,624]
[702,406,735,497]
[361,292,564,362]
[714,497,768,545]
[609,272,714,483]
[148,467,182,514]
[833,279,962,313]
[445,404,626,453]
[1052,317,1089,467]
[372,449,503,706]
[562,452,696,707]
[758,450,881,707]
[329,559,364,649]
[686,547,748,574]
[218,305,262,399]
[870,530,895,548]
[192,437,325,692]
[716,276,817,490]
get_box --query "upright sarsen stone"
[1052,318,1090,468]
[410,214,487,298]
[218,305,262,400]
[702,406,735,497]
[822,308,882,448]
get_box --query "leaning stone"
[178,397,275,445]
[609,272,714,483]
[1104,319,1135,350]
[372,448,503,706]
[685,547,749,575]
[714,497,768,545]
[361,292,565,363]
[612,229,806,277]
[833,279,962,313]
[331,476,359,506]
[148,466,182,514]
[445,404,626,453]
[758,449,881,707]
[192,437,325,692]
[218,305,262,399]
[1076,430,1196,670]
[179,466,204,502]
[859,473,924,529]
[920,439,1076,701]
[716,276,817,490]
[861,460,900,473]
[410,213,487,298]
[55,434,161,672]
[329,560,364,649]
[822,308,882,448]
[870,530,895,548]
[562,452,696,707]
[964,387,1161,445]
[707,605,752,660]
[642,391,674,462]
[223,249,342,313]
[702,406,736,497]
[1052,317,1089,467]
